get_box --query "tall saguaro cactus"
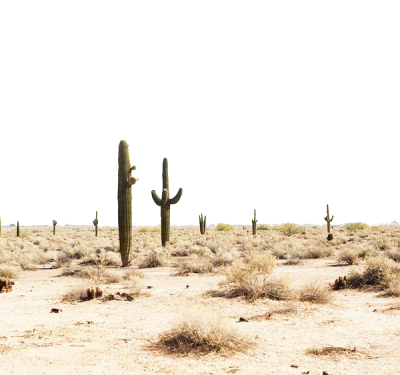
[51,219,58,236]
[324,204,334,233]
[118,141,138,266]
[151,158,182,247]
[93,211,99,237]
[252,209,257,235]
[199,213,206,235]
[17,221,20,237]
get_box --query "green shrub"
[257,224,271,231]
[215,223,234,231]
[345,222,369,231]
[138,226,161,233]
[269,223,305,236]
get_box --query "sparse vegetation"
[0,224,399,373]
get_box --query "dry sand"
[1,255,400,375]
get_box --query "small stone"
[238,317,249,322]
[291,364,299,368]
[322,371,332,375]
[50,308,62,313]
[147,286,153,289]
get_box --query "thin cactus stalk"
[324,204,334,233]
[93,211,99,237]
[252,209,257,235]
[118,141,138,267]
[151,158,182,247]
[52,220,57,235]
[199,213,206,235]
[17,221,19,237]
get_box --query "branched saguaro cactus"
[17,221,20,237]
[93,211,99,237]
[151,158,182,247]
[53,220,57,235]
[324,204,334,233]
[199,213,206,235]
[252,209,257,235]
[118,140,139,267]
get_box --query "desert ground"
[1,224,400,375]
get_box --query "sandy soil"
[1,256,400,375]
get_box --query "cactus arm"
[151,190,162,206]
[170,188,183,204]
[331,215,334,221]
[128,176,138,185]
[161,189,169,208]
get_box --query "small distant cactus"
[252,209,257,235]
[17,221,19,237]
[151,158,182,247]
[324,204,334,233]
[53,220,57,235]
[93,211,99,237]
[0,277,14,293]
[87,285,103,300]
[333,276,347,290]
[199,213,206,235]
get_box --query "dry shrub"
[382,278,400,297]
[251,303,298,320]
[386,249,400,263]
[138,251,165,268]
[347,256,400,290]
[0,265,21,279]
[155,310,252,355]
[224,253,292,301]
[373,237,393,251]
[337,248,359,265]
[102,270,123,284]
[173,259,213,276]
[303,247,334,259]
[299,280,332,304]
[230,252,277,279]
[211,252,234,267]
[61,285,91,302]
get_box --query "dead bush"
[337,248,359,265]
[138,251,166,269]
[0,265,21,279]
[173,259,213,276]
[299,280,332,304]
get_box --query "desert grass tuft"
[138,251,166,268]
[173,259,214,276]
[299,280,332,304]
[154,311,253,355]
[337,248,359,265]
[222,252,290,301]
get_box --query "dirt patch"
[1,227,400,374]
